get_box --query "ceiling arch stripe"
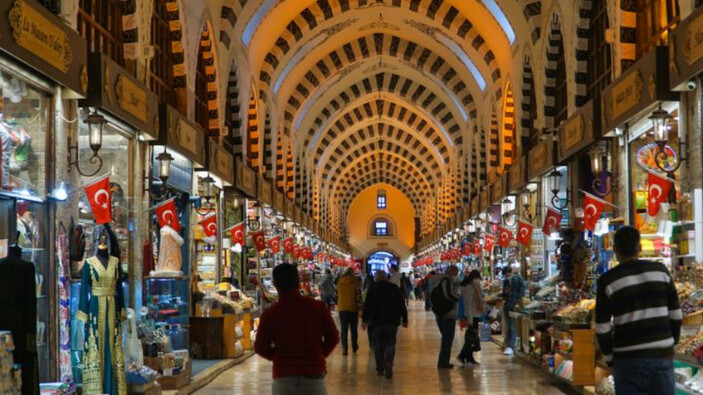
[306,92,453,155]
[335,169,427,214]
[289,72,467,146]
[309,99,451,164]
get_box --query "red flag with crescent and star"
[497,227,512,248]
[84,175,112,225]
[473,240,482,255]
[293,244,301,259]
[516,221,533,246]
[582,192,605,231]
[250,231,266,252]
[267,236,280,254]
[463,243,472,256]
[229,222,245,245]
[542,207,563,235]
[302,247,313,260]
[282,237,294,254]
[154,197,180,231]
[484,234,495,252]
[198,214,217,237]
[648,172,673,217]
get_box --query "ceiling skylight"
[481,0,516,45]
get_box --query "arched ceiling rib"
[310,100,452,165]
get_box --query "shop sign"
[602,47,678,133]
[557,100,597,163]
[257,176,273,206]
[273,189,285,213]
[479,187,491,213]
[490,176,505,205]
[0,0,88,95]
[670,6,703,90]
[159,104,206,166]
[234,157,256,198]
[209,143,234,186]
[284,198,294,219]
[508,157,526,192]
[527,139,555,180]
[470,198,479,218]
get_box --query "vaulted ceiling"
[236,0,525,237]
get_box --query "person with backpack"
[502,265,526,356]
[431,265,460,369]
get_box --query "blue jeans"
[613,358,675,395]
[273,377,327,395]
[435,317,456,366]
[504,308,517,349]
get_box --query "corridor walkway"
[194,302,574,394]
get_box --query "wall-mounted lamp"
[521,188,536,223]
[195,175,216,216]
[589,144,611,197]
[247,201,262,231]
[69,111,105,177]
[48,182,69,202]
[501,197,517,227]
[650,106,686,177]
[149,148,175,201]
[549,169,571,211]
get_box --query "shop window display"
[0,67,52,389]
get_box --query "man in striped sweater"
[595,226,682,395]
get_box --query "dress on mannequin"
[77,239,126,395]
[0,242,39,395]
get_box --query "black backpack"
[430,278,453,316]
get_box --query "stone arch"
[368,214,398,237]
[275,137,285,191]
[195,21,220,137]
[543,14,565,129]
[521,54,536,148]
[515,0,543,43]
[263,109,274,178]
[219,3,246,51]
[488,105,499,179]
[286,143,294,199]
[246,91,262,172]
[501,80,516,167]
[165,0,186,89]
[224,60,243,157]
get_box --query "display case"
[144,276,190,350]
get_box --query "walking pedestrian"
[421,270,436,311]
[502,265,525,356]
[457,270,485,365]
[595,226,681,395]
[389,265,401,287]
[362,270,408,379]
[254,264,339,395]
[400,272,412,305]
[337,268,362,355]
[363,272,377,351]
[430,265,460,369]
[319,269,335,311]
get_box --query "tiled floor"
[193,302,574,394]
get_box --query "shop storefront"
[0,1,87,392]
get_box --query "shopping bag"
[122,308,143,366]
[457,296,467,320]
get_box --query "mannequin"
[0,235,38,395]
[77,232,126,395]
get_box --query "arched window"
[369,216,395,237]
[636,0,679,57]
[150,0,177,107]
[553,39,568,126]
[587,0,612,101]
[78,0,124,65]
[377,190,387,209]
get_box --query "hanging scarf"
[57,233,75,390]
[472,281,483,313]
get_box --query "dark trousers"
[373,325,398,371]
[458,318,481,360]
[613,358,675,395]
[338,311,358,351]
[435,317,456,366]
[367,323,375,350]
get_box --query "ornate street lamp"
[650,107,686,177]
[549,169,571,211]
[69,111,105,176]
[195,175,216,216]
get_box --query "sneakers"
[503,347,514,356]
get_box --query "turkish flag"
[303,247,312,260]
[250,231,266,252]
[516,221,533,246]
[267,236,280,254]
[542,207,563,235]
[282,237,294,254]
[583,192,605,231]
[484,234,495,252]
[293,244,301,259]
[84,176,112,225]
[229,222,245,245]
[497,227,512,248]
[198,214,217,237]
[154,197,180,231]
[648,172,673,217]
[473,240,482,255]
[463,243,472,256]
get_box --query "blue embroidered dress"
[76,256,126,395]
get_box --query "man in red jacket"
[255,264,340,394]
